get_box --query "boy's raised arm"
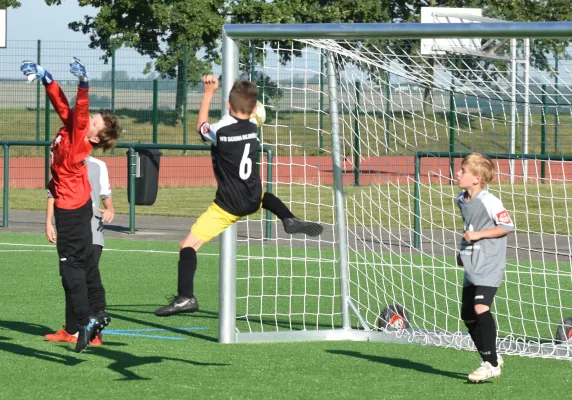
[21,61,72,129]
[196,75,219,144]
[70,57,90,141]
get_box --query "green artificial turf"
[0,232,570,399]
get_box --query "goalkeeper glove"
[20,61,52,84]
[69,57,88,82]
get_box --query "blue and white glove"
[20,61,52,84]
[69,57,88,82]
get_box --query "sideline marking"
[0,242,218,257]
[103,332,186,340]
[106,327,209,333]
[103,326,209,341]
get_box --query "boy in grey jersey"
[44,156,115,345]
[456,153,514,383]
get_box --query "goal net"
[222,22,572,359]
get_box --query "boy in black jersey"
[155,75,323,316]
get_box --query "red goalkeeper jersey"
[46,81,93,210]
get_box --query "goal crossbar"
[223,21,572,40]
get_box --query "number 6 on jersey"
[239,143,252,180]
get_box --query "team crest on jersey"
[496,210,512,224]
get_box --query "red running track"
[1,156,570,189]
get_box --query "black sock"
[262,192,295,220]
[178,247,197,299]
[465,320,482,352]
[476,311,498,366]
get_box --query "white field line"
[0,242,217,257]
[0,243,567,276]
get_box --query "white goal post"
[218,21,572,360]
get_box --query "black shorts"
[461,285,498,321]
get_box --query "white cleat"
[468,361,502,383]
[497,354,504,369]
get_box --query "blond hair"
[462,153,495,186]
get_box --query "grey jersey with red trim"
[48,156,111,246]
[457,190,514,287]
[87,157,112,246]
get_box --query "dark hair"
[93,111,120,152]
[228,80,258,114]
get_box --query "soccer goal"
[217,17,572,360]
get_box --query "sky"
[7,1,97,42]
[2,1,153,80]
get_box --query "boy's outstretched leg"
[262,192,323,236]
[155,244,201,317]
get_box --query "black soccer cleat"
[95,310,111,331]
[282,217,323,237]
[154,295,199,317]
[75,317,99,353]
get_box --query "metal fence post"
[128,147,136,233]
[182,42,189,149]
[319,51,325,153]
[264,146,273,240]
[554,52,559,152]
[449,78,456,182]
[541,84,547,182]
[111,46,116,113]
[2,144,8,228]
[414,153,421,249]
[152,79,158,144]
[353,81,361,187]
[36,40,41,143]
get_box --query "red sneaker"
[45,327,78,343]
[90,333,103,346]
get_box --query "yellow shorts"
[191,202,241,243]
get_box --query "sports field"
[0,232,570,399]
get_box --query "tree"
[46,0,572,120]
[0,1,21,8]
[45,0,225,120]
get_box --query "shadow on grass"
[327,350,468,380]
[106,305,219,320]
[105,311,218,343]
[0,337,84,366]
[0,320,53,336]
[0,321,84,366]
[86,346,228,381]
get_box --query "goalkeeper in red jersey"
[20,58,121,353]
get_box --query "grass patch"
[0,233,570,399]
[3,182,571,234]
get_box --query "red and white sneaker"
[44,327,103,345]
[44,327,78,343]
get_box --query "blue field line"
[103,332,187,340]
[105,326,209,333]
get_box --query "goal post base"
[234,329,472,346]
[234,329,572,359]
